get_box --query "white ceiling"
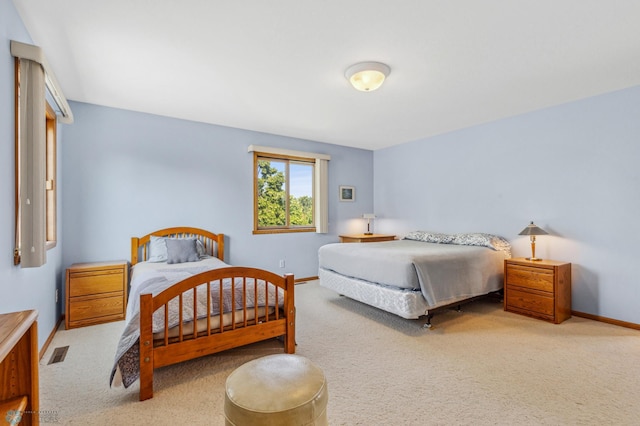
[13,0,640,150]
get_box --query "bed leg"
[140,293,154,401]
[423,313,433,329]
[284,274,296,354]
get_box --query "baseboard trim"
[40,315,64,360]
[571,310,640,331]
[295,276,318,283]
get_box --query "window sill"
[253,228,316,235]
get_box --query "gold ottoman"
[224,354,328,426]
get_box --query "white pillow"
[147,236,168,262]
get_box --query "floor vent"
[48,346,69,365]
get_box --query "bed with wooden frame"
[110,227,296,401]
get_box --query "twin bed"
[110,227,296,400]
[319,231,511,327]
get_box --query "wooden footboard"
[138,266,295,401]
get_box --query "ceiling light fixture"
[345,62,390,92]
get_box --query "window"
[45,102,57,248]
[254,153,316,233]
[249,144,330,235]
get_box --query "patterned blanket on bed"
[109,262,281,388]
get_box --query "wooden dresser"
[504,258,572,324]
[339,234,396,243]
[65,260,128,329]
[0,310,39,425]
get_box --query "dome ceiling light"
[345,62,391,92]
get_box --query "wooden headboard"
[131,227,225,266]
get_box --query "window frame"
[45,101,57,249]
[253,152,316,235]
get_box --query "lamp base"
[525,257,543,261]
[364,232,373,235]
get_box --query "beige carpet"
[40,281,640,425]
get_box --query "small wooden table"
[339,234,396,243]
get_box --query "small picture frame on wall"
[339,185,355,202]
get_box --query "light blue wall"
[0,0,64,348]
[61,102,373,283]
[374,86,640,324]
[4,0,639,342]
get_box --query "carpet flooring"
[39,281,640,425]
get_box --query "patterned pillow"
[451,233,512,256]
[404,230,511,257]
[403,231,455,244]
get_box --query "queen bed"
[110,227,296,400]
[319,231,511,327]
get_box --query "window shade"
[17,59,47,267]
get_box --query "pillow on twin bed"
[147,236,207,263]
[165,238,200,264]
[147,236,169,262]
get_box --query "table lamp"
[362,214,376,235]
[518,221,548,261]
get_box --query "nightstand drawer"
[506,265,554,292]
[69,269,124,296]
[506,288,554,316]
[69,295,124,322]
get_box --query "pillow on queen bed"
[165,238,200,264]
[452,233,512,256]
[404,230,511,256]
[403,231,455,244]
[147,236,207,263]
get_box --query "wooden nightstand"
[504,258,571,324]
[339,234,396,243]
[65,260,128,329]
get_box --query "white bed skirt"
[319,268,496,320]
[319,268,430,319]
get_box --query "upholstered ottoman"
[224,354,328,425]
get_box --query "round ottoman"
[224,354,328,426]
